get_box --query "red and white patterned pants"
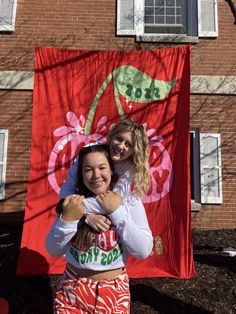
[54,266,130,313]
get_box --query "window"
[144,0,188,35]
[0,0,17,32]
[0,130,8,200]
[117,0,218,41]
[190,130,222,206]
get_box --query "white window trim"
[200,133,222,204]
[117,0,218,42]
[0,130,9,200]
[0,0,18,32]
[117,0,144,35]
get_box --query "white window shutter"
[200,133,222,204]
[0,0,17,31]
[0,130,8,200]
[117,0,144,35]
[198,0,218,37]
[117,0,136,35]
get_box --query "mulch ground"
[0,218,235,314]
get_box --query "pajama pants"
[54,265,130,314]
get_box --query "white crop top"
[46,193,153,271]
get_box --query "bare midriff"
[68,263,124,281]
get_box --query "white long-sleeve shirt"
[46,193,153,271]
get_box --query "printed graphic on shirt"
[70,228,123,266]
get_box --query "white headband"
[83,141,106,148]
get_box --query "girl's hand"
[61,195,85,221]
[96,191,122,214]
[86,214,111,233]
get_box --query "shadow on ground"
[0,217,235,314]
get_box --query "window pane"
[145,15,155,23]
[202,168,220,198]
[145,25,184,33]
[166,0,175,6]
[145,0,186,32]
[155,0,165,5]
[0,0,14,25]
[200,0,216,32]
[176,7,181,15]
[155,7,164,15]
[145,0,155,5]
[166,8,175,15]
[155,16,164,24]
[176,16,181,24]
[118,0,135,31]
[145,7,154,15]
[166,16,175,24]
[202,136,219,165]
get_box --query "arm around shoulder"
[59,158,79,199]
[109,195,153,259]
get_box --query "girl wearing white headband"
[46,142,153,313]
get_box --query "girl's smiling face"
[109,131,134,163]
[82,152,112,195]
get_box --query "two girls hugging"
[46,119,153,313]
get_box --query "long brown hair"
[74,143,113,250]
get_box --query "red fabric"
[17,46,195,279]
[0,298,9,314]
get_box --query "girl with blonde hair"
[59,119,151,233]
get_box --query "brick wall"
[191,1,236,76]
[0,1,235,74]
[190,95,236,229]
[0,91,32,213]
[0,0,235,228]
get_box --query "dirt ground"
[0,218,235,314]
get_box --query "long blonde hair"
[108,119,150,196]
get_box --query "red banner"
[17,46,195,279]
